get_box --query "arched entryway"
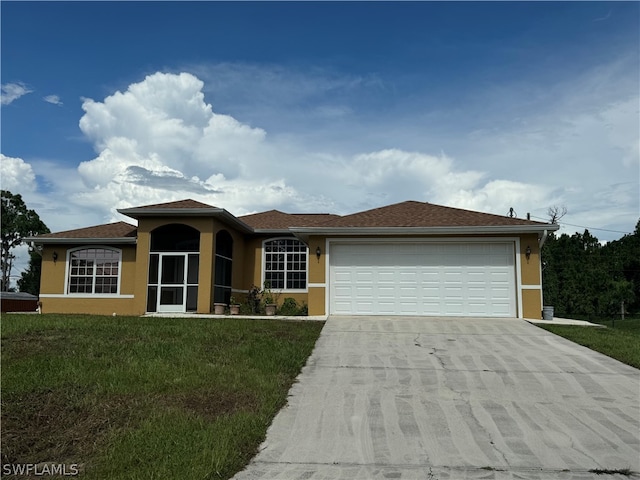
[213,230,233,305]
[147,224,200,313]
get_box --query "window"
[68,248,120,294]
[264,238,307,290]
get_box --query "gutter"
[23,237,137,245]
[290,224,560,242]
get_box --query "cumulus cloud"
[75,71,304,217]
[58,70,565,225]
[43,94,63,106]
[0,154,37,192]
[17,68,630,242]
[1,82,32,105]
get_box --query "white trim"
[291,224,559,243]
[40,294,134,299]
[514,237,523,319]
[326,237,523,318]
[521,284,542,289]
[261,237,309,293]
[64,246,123,296]
[308,283,326,288]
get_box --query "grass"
[538,318,640,369]
[1,314,324,479]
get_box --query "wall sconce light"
[52,251,58,263]
[315,246,321,261]
[525,246,531,261]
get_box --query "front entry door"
[155,254,199,313]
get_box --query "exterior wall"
[308,236,326,316]
[39,244,137,315]
[518,233,543,319]
[522,289,543,320]
[36,225,547,319]
[38,218,249,316]
[241,235,310,308]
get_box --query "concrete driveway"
[233,316,640,479]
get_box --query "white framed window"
[67,247,121,294]
[263,238,307,291]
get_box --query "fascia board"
[24,237,137,245]
[289,224,559,236]
[118,207,254,233]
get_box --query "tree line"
[542,222,640,319]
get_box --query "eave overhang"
[117,207,254,234]
[289,223,560,243]
[24,237,137,245]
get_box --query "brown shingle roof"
[127,199,216,210]
[34,222,137,239]
[240,210,341,230]
[317,201,549,228]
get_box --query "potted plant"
[229,296,240,315]
[263,281,277,316]
[213,302,226,315]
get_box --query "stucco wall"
[39,244,138,315]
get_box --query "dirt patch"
[1,331,72,360]
[161,389,259,421]
[1,385,141,467]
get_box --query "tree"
[1,191,49,291]
[17,248,44,295]
[547,205,567,225]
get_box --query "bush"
[277,298,307,316]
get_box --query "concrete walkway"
[233,316,640,479]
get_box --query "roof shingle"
[239,210,341,230]
[126,199,216,210]
[34,222,137,239]
[316,201,549,228]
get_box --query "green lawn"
[538,318,640,369]
[1,314,324,479]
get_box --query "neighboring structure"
[27,199,559,318]
[0,291,39,313]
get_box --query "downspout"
[538,229,549,249]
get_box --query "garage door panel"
[330,242,516,317]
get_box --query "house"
[27,199,559,318]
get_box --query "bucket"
[542,306,554,321]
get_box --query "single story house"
[27,199,559,318]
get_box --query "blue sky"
[2,1,639,272]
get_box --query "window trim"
[64,246,123,296]
[261,237,308,293]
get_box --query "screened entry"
[147,224,200,313]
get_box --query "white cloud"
[43,94,63,106]
[7,62,636,245]
[0,154,37,192]
[1,82,33,105]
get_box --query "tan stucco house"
[28,199,559,318]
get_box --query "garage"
[329,241,517,317]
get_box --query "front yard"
[538,318,640,369]
[1,314,324,479]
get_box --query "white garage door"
[330,242,516,317]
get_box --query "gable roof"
[240,210,340,231]
[319,201,548,228]
[290,201,558,241]
[29,199,558,244]
[25,222,138,244]
[118,199,253,233]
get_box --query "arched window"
[67,247,121,294]
[263,238,307,290]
